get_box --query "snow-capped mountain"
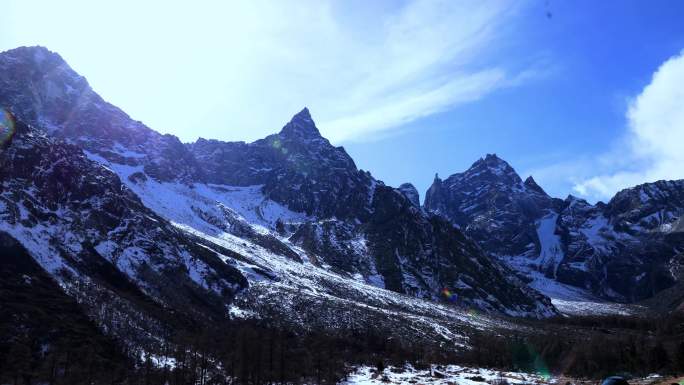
[0,118,248,350]
[425,154,684,305]
[187,117,555,314]
[0,45,561,354]
[425,154,558,259]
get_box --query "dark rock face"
[557,189,684,301]
[0,117,247,346]
[425,154,558,258]
[398,183,420,207]
[0,46,202,183]
[189,108,375,220]
[605,180,684,232]
[425,155,684,302]
[0,46,557,318]
[188,127,556,315]
[364,185,554,315]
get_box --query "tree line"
[461,312,684,378]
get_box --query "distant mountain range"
[425,154,684,305]
[1,46,683,366]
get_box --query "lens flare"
[441,287,458,302]
[0,108,16,146]
[511,341,551,379]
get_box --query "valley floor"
[514,266,647,317]
[551,298,646,317]
[341,365,681,385]
[341,365,552,385]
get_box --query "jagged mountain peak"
[480,153,506,164]
[398,183,420,206]
[564,194,587,203]
[0,45,88,97]
[0,47,204,183]
[0,46,91,129]
[561,194,595,213]
[438,153,523,191]
[1,45,65,68]
[426,151,684,304]
[1,45,561,327]
[609,179,684,205]
[424,154,558,260]
[294,106,312,119]
[279,107,322,140]
[485,152,503,161]
[605,179,684,230]
[524,175,548,196]
[467,153,518,177]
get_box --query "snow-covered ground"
[84,151,644,327]
[341,366,677,385]
[84,151,309,234]
[85,152,522,345]
[551,298,644,317]
[505,264,644,317]
[535,213,564,277]
[341,365,555,385]
[178,223,506,342]
[500,211,644,317]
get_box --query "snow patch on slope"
[498,211,638,316]
[81,153,544,332]
[176,223,510,341]
[551,298,644,316]
[342,365,556,385]
[84,151,308,235]
[535,213,564,277]
[0,220,73,276]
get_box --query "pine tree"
[675,341,684,372]
[649,342,669,371]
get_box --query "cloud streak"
[573,50,684,200]
[3,0,525,143]
[319,1,521,142]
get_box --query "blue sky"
[3,0,684,202]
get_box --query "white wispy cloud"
[323,69,508,142]
[572,50,684,200]
[318,1,522,142]
[3,0,527,143]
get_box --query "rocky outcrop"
[398,183,420,207]
[425,154,559,258]
[0,46,202,183]
[425,155,684,303]
[0,116,248,347]
[189,120,556,316]
[189,108,376,220]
